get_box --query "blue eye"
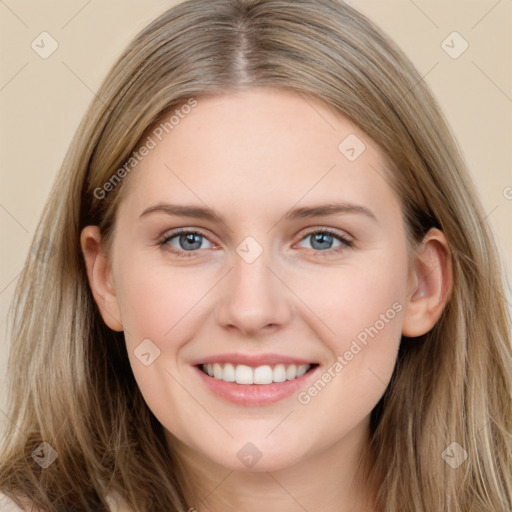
[297,229,353,253]
[159,228,353,258]
[160,230,214,257]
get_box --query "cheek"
[298,248,407,345]
[294,252,407,423]
[113,257,217,396]
[115,254,210,345]
[119,278,175,345]
[113,258,211,432]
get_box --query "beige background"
[0,0,511,420]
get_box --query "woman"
[1,1,511,510]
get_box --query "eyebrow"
[139,201,377,223]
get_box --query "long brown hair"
[1,1,511,510]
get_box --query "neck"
[167,418,378,512]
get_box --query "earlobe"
[402,228,452,337]
[80,226,123,331]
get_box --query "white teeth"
[286,364,297,380]
[235,364,253,384]
[201,362,312,385]
[254,365,273,384]
[213,363,223,379]
[273,364,287,383]
[222,362,236,382]
[297,364,309,377]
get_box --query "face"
[85,88,420,473]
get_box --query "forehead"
[118,88,400,224]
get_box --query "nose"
[214,247,294,336]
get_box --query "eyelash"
[158,228,354,258]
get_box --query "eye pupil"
[311,232,333,250]
[180,233,202,250]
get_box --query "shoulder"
[106,492,133,512]
[0,492,133,512]
[0,493,26,511]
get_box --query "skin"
[81,88,452,512]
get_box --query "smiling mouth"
[198,362,319,385]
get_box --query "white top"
[0,493,129,511]
[0,494,24,511]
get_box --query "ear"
[80,225,123,331]
[402,228,452,337]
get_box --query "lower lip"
[193,365,319,406]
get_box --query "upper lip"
[191,353,317,367]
